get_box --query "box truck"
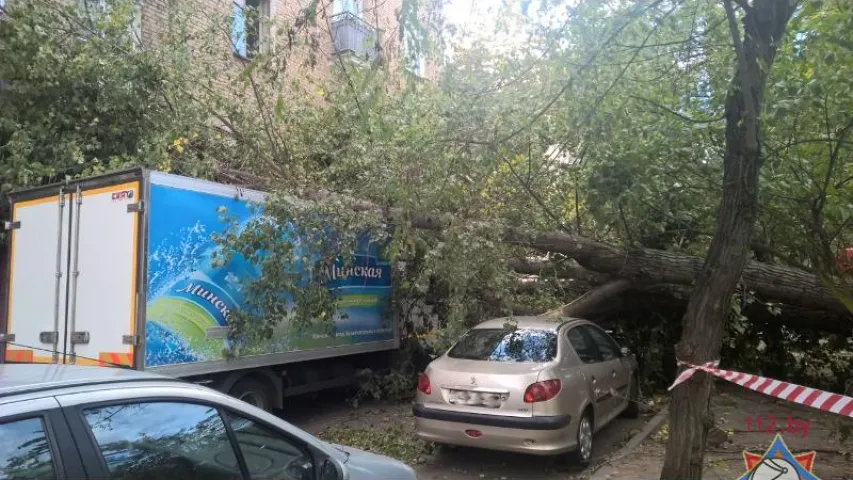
[0,168,398,410]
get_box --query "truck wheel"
[229,377,273,412]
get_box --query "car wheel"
[621,375,640,418]
[569,411,594,466]
[229,377,273,412]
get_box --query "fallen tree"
[224,173,853,330]
[401,211,853,320]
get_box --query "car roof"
[0,364,179,399]
[472,316,587,331]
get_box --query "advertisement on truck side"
[144,173,394,369]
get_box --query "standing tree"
[661,1,799,478]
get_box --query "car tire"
[568,411,594,466]
[621,375,640,419]
[229,377,273,412]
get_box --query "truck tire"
[229,377,273,412]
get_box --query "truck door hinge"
[39,331,58,344]
[0,333,16,343]
[127,201,144,213]
[3,221,21,231]
[70,331,90,345]
[122,335,140,346]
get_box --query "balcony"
[331,12,380,62]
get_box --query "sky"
[440,0,574,53]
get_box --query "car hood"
[328,443,417,480]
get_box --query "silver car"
[0,364,417,480]
[413,317,639,465]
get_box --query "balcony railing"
[331,12,379,61]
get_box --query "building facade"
[125,0,437,81]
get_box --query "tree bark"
[502,249,850,315]
[660,2,798,478]
[507,257,610,284]
[289,167,851,318]
[541,279,634,318]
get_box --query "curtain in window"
[232,1,247,57]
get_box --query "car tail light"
[417,373,432,394]
[523,379,561,403]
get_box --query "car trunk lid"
[424,357,548,417]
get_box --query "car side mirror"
[284,459,314,480]
[620,347,631,357]
[320,458,343,480]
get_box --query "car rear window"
[447,328,557,362]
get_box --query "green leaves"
[0,0,200,197]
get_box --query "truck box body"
[1,168,397,379]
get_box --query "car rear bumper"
[412,404,575,455]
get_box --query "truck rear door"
[3,175,143,368]
[3,190,71,364]
[67,180,142,368]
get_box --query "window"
[447,328,558,363]
[0,417,56,479]
[83,402,242,480]
[332,0,359,15]
[78,0,108,25]
[77,0,143,48]
[401,29,426,76]
[232,0,266,59]
[583,326,621,362]
[567,327,600,364]
[130,0,143,47]
[226,413,313,480]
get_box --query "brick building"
[91,0,438,83]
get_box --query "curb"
[588,406,669,480]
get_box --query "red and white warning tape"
[668,360,853,418]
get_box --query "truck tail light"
[417,373,432,394]
[523,379,561,403]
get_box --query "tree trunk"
[660,2,797,478]
[503,251,851,315]
[541,279,634,318]
[298,165,852,316]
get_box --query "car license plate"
[448,389,506,408]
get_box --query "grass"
[318,422,435,465]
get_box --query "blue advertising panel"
[144,174,394,368]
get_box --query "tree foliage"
[2,0,852,428]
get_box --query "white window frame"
[402,29,426,77]
[333,0,360,16]
[77,0,143,48]
[232,0,269,59]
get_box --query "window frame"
[401,28,426,77]
[222,409,317,480]
[332,0,360,16]
[232,0,268,60]
[67,397,320,480]
[581,325,622,362]
[565,325,604,365]
[0,411,69,480]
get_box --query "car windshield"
[447,328,557,362]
